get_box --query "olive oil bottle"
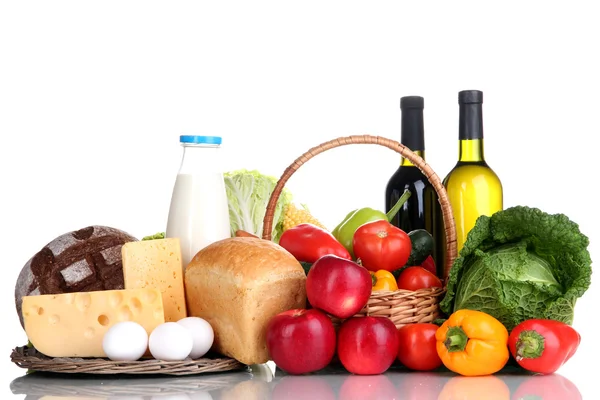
[443,90,503,253]
[385,96,443,271]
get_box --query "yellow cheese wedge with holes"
[121,238,187,322]
[22,288,164,358]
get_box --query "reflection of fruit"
[271,375,336,400]
[396,323,442,371]
[337,316,399,375]
[266,308,336,374]
[395,371,449,400]
[511,373,582,400]
[306,255,372,319]
[438,375,510,400]
[339,374,399,400]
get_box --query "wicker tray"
[11,345,248,376]
[262,134,458,328]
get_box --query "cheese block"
[14,225,137,328]
[121,238,187,322]
[22,288,164,358]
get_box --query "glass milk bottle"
[166,135,231,270]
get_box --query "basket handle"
[262,134,457,281]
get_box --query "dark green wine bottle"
[385,96,443,274]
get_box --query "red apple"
[306,254,372,319]
[337,316,399,375]
[266,308,336,375]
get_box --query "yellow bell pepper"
[435,309,509,376]
[370,270,398,291]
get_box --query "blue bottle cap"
[179,135,222,145]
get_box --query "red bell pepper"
[420,255,436,276]
[508,319,581,374]
[279,223,352,263]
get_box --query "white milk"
[166,136,231,270]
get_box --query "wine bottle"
[385,96,443,271]
[443,90,503,253]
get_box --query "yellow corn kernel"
[283,204,328,232]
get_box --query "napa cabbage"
[224,169,293,243]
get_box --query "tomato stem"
[444,326,469,352]
[386,190,411,222]
[516,330,545,360]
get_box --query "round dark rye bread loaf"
[15,225,138,327]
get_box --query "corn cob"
[282,203,328,232]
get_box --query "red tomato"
[396,266,442,291]
[352,220,411,272]
[396,323,443,371]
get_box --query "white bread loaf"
[184,237,306,365]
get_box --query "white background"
[1,1,598,398]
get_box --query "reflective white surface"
[7,363,583,399]
[1,1,598,399]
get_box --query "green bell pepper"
[331,209,356,237]
[333,190,411,258]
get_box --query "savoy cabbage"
[440,206,592,330]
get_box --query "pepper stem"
[515,330,545,361]
[386,190,411,222]
[444,326,469,352]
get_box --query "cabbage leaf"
[224,169,293,243]
[440,206,592,330]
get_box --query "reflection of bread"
[220,379,271,400]
[14,226,137,327]
[185,237,307,365]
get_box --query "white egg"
[177,317,215,359]
[102,321,148,361]
[149,322,193,361]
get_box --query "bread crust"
[185,237,307,365]
[14,226,137,327]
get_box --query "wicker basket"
[10,345,248,376]
[262,134,457,329]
